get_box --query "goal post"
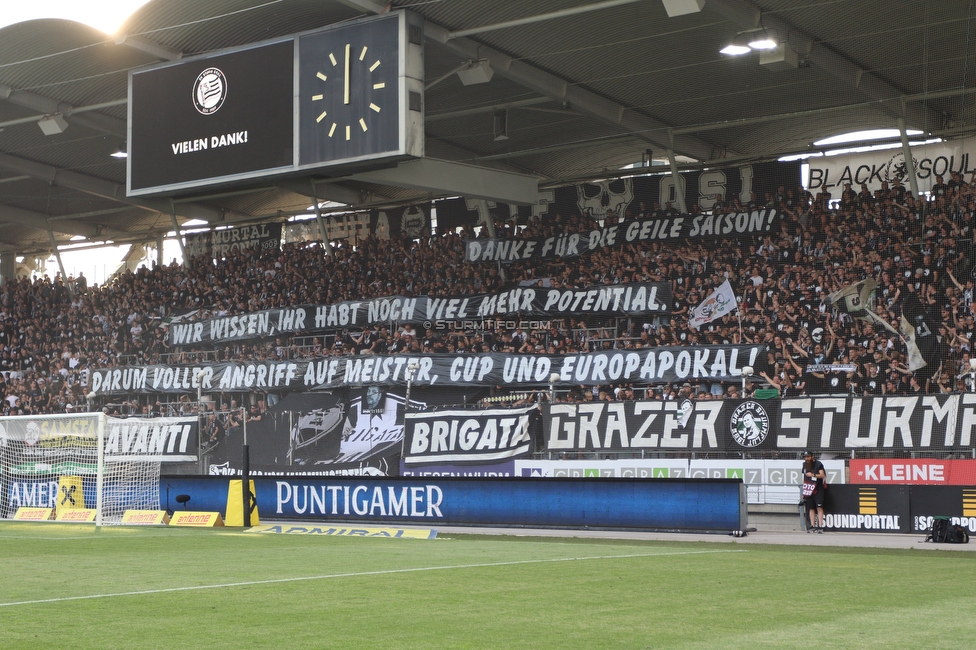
[0,412,168,525]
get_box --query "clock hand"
[344,43,351,105]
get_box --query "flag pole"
[735,288,743,342]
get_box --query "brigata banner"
[88,345,763,396]
[543,394,976,453]
[850,459,976,485]
[403,407,538,466]
[167,282,674,346]
[465,210,778,262]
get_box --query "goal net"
[0,412,165,525]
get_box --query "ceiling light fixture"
[748,36,778,50]
[456,59,494,86]
[719,43,751,56]
[720,28,779,56]
[37,114,68,135]
[661,0,705,17]
[111,142,128,158]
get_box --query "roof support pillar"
[897,117,920,200]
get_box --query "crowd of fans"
[1,168,974,416]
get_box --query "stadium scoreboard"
[127,11,425,197]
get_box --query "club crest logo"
[729,401,770,448]
[24,421,41,447]
[192,67,227,115]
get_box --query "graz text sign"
[543,395,976,453]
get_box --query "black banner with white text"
[403,407,538,466]
[88,345,763,396]
[185,223,282,259]
[543,395,976,453]
[465,210,779,262]
[166,283,674,346]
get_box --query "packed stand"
[0,170,973,414]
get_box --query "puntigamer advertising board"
[127,11,424,196]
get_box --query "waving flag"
[689,280,738,329]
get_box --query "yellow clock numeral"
[329,123,337,137]
[345,125,351,140]
[316,111,328,123]
[329,53,337,66]
[359,46,368,61]
[312,94,323,101]
[316,72,328,81]
[369,103,380,113]
[369,60,380,72]
[373,82,385,89]
[359,118,368,132]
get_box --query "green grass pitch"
[1,522,974,649]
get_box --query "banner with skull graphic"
[438,160,798,233]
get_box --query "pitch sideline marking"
[0,548,745,608]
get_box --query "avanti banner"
[166,282,674,347]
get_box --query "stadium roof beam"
[349,158,542,205]
[443,0,649,40]
[704,0,945,132]
[0,83,127,138]
[0,203,103,239]
[0,151,232,226]
[340,0,718,162]
[275,179,388,207]
[114,35,183,61]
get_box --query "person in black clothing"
[802,450,827,532]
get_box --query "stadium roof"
[0,0,971,255]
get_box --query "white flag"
[689,279,738,329]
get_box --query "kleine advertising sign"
[849,459,976,485]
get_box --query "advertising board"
[161,476,747,532]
